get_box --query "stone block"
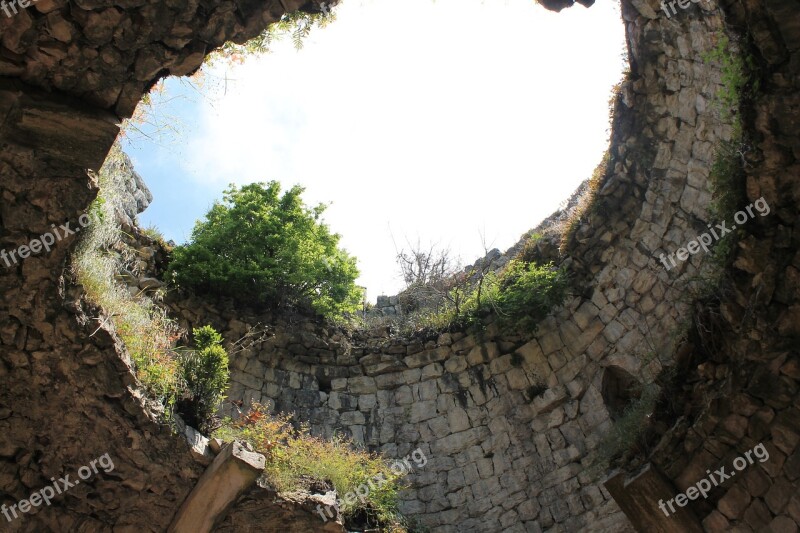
[363,355,406,376]
[447,468,466,490]
[602,320,626,343]
[765,477,793,515]
[358,394,377,411]
[538,331,562,356]
[533,385,568,416]
[448,407,471,433]
[452,335,477,353]
[444,356,467,373]
[466,343,497,366]
[415,379,439,401]
[718,484,752,520]
[506,368,530,390]
[410,400,438,423]
[403,368,423,384]
[375,372,406,389]
[572,301,600,331]
[428,416,451,439]
[346,376,376,394]
[331,377,348,391]
[235,372,263,391]
[547,351,567,372]
[434,427,489,456]
[404,346,451,368]
[339,411,365,426]
[743,498,773,530]
[421,362,444,380]
[556,354,586,384]
[767,516,799,533]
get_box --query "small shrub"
[595,383,659,467]
[493,260,569,334]
[176,326,230,432]
[702,34,758,126]
[705,140,748,271]
[517,232,544,264]
[366,258,567,338]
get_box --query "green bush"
[494,260,569,333]
[177,326,230,432]
[701,34,757,126]
[167,182,362,318]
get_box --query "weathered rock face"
[0,0,799,532]
[0,0,348,531]
[0,0,319,115]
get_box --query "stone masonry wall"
[0,1,349,531]
[1,0,799,531]
[158,0,775,531]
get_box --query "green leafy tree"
[178,325,230,432]
[168,181,362,317]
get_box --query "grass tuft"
[214,403,410,529]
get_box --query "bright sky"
[122,0,627,301]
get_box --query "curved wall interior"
[0,0,798,531]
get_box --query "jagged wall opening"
[0,0,799,532]
[602,366,642,421]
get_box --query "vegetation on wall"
[73,144,182,408]
[594,382,659,470]
[374,238,569,337]
[702,34,758,127]
[214,403,411,530]
[559,149,611,253]
[167,181,362,318]
[176,326,231,433]
[73,145,231,429]
[492,259,570,333]
[208,5,337,63]
[702,33,759,270]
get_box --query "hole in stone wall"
[120,0,628,301]
[318,376,332,393]
[601,366,642,421]
[526,383,548,401]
